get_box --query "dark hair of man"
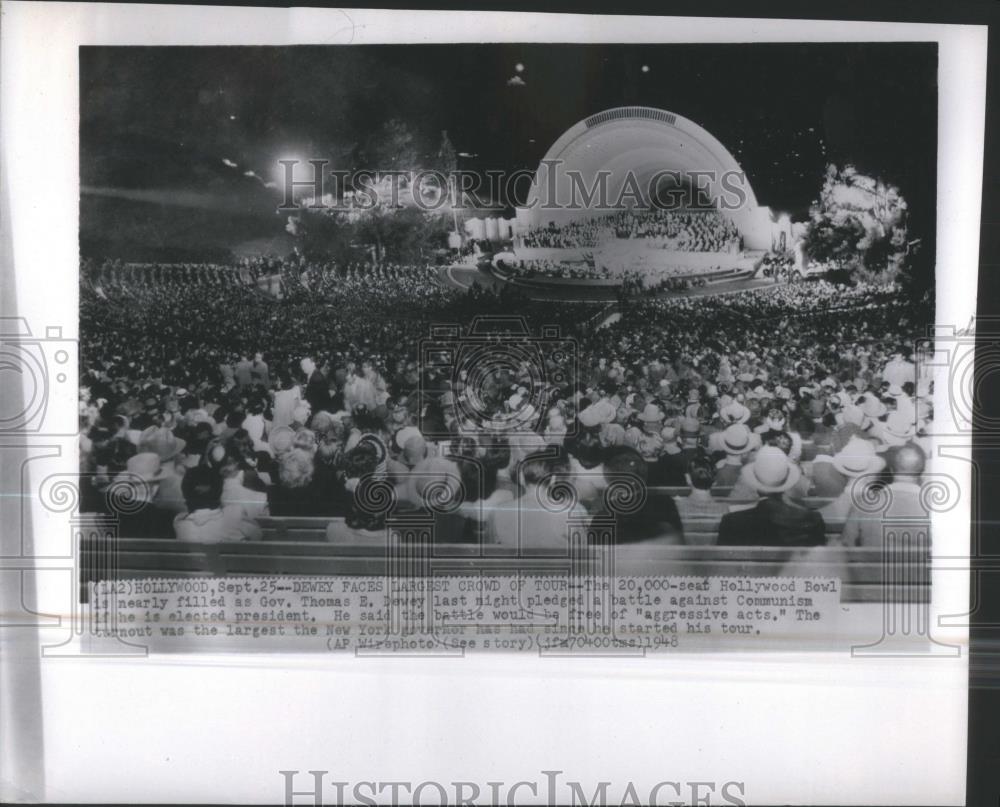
[181,466,223,511]
[519,447,569,487]
[687,453,717,491]
[567,429,605,469]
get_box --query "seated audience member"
[588,447,683,545]
[812,436,886,519]
[840,442,927,547]
[206,442,269,519]
[112,453,178,538]
[729,430,809,500]
[329,442,390,540]
[649,424,686,486]
[717,447,825,547]
[267,446,331,516]
[713,423,755,489]
[138,425,188,515]
[492,447,586,553]
[404,455,469,544]
[173,466,262,542]
[451,437,515,542]
[564,429,607,512]
[675,453,729,523]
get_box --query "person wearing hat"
[712,423,756,489]
[174,465,262,543]
[137,426,188,516]
[857,393,888,425]
[812,436,888,520]
[674,416,704,472]
[840,442,927,547]
[207,442,269,520]
[871,409,916,451]
[643,420,682,486]
[717,447,825,547]
[111,453,177,538]
[684,387,702,420]
[625,403,666,464]
[718,401,751,427]
[830,404,868,453]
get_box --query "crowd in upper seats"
[521,208,742,252]
[79,255,935,550]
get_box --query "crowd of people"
[502,259,617,281]
[521,208,742,253]
[502,257,728,292]
[757,248,798,282]
[79,255,935,550]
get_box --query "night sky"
[80,42,938,257]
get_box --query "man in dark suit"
[718,447,824,547]
[301,356,331,414]
[590,447,684,545]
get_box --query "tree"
[802,164,910,281]
[359,118,422,174]
[436,130,457,175]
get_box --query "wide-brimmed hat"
[719,401,750,425]
[115,452,168,483]
[721,424,754,455]
[394,425,423,452]
[842,404,865,427]
[858,394,888,420]
[739,446,802,494]
[831,436,885,477]
[588,399,617,424]
[879,411,916,447]
[268,425,296,454]
[637,403,664,423]
[577,405,602,429]
[138,426,186,461]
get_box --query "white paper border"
[1,4,985,804]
